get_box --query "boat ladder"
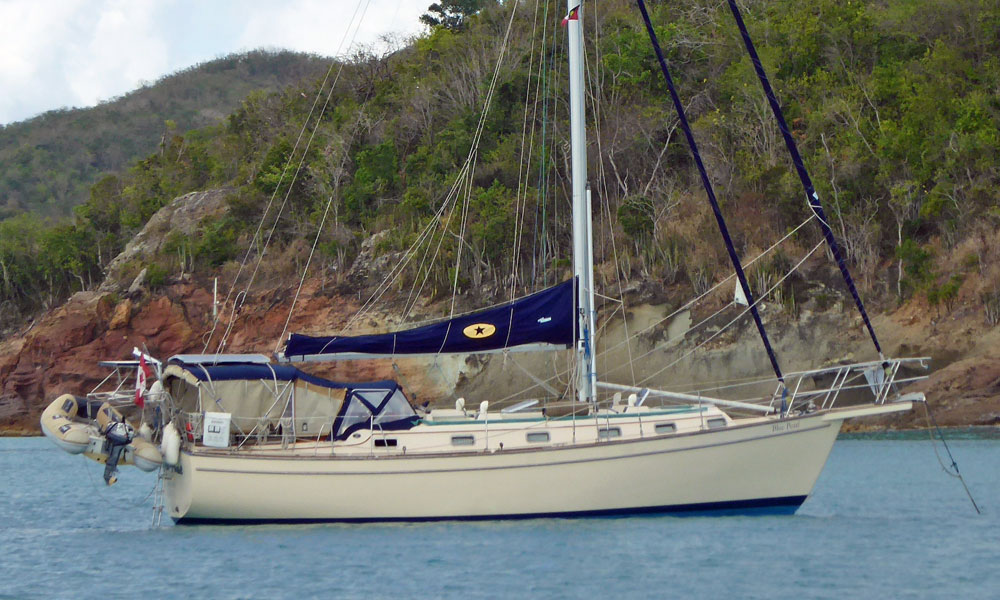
[151,467,165,527]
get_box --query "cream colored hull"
[163,404,907,523]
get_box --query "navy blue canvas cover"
[283,278,576,359]
[171,360,395,391]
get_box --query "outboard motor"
[102,420,135,485]
[96,402,133,485]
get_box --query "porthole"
[451,435,475,446]
[526,432,550,443]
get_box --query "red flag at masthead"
[562,4,580,26]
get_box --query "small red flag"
[561,6,579,27]
[135,354,151,408]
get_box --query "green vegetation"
[2,0,999,331]
[0,50,330,220]
[420,0,488,30]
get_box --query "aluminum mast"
[566,2,596,403]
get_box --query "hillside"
[2,188,999,433]
[2,0,1000,431]
[0,49,331,220]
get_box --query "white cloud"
[0,0,87,121]
[0,0,427,125]
[236,0,426,57]
[64,1,170,106]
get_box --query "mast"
[566,2,597,403]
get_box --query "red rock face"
[0,184,467,432]
[0,285,219,431]
[0,279,419,433]
[5,271,1000,433]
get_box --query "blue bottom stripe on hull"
[174,495,808,525]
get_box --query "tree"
[419,0,488,30]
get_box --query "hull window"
[451,435,475,447]
[374,438,398,447]
[654,422,677,435]
[707,418,727,429]
[598,427,621,440]
[526,432,550,443]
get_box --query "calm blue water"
[1,434,996,599]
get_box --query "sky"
[0,0,428,125]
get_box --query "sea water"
[0,433,996,600]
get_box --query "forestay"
[280,278,576,362]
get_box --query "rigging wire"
[487,218,818,405]
[636,0,785,386]
[275,119,365,352]
[399,162,473,318]
[615,239,824,388]
[510,0,544,300]
[499,0,548,358]
[581,0,638,389]
[535,8,553,291]
[533,1,561,291]
[344,1,521,332]
[597,214,816,371]
[447,1,521,319]
[355,131,480,326]
[922,401,982,514]
[220,52,363,354]
[725,0,884,358]
[204,0,372,354]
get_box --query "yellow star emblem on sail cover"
[462,323,496,339]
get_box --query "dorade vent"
[655,422,677,435]
[526,432,550,443]
[598,427,622,440]
[451,435,475,447]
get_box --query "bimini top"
[168,357,394,389]
[163,358,417,441]
[280,278,576,362]
[168,353,272,366]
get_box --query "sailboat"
[41,1,927,524]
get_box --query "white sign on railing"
[203,412,231,448]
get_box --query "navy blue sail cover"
[283,278,577,359]
[170,359,418,439]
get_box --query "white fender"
[161,422,181,467]
[40,395,91,454]
[147,379,164,401]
